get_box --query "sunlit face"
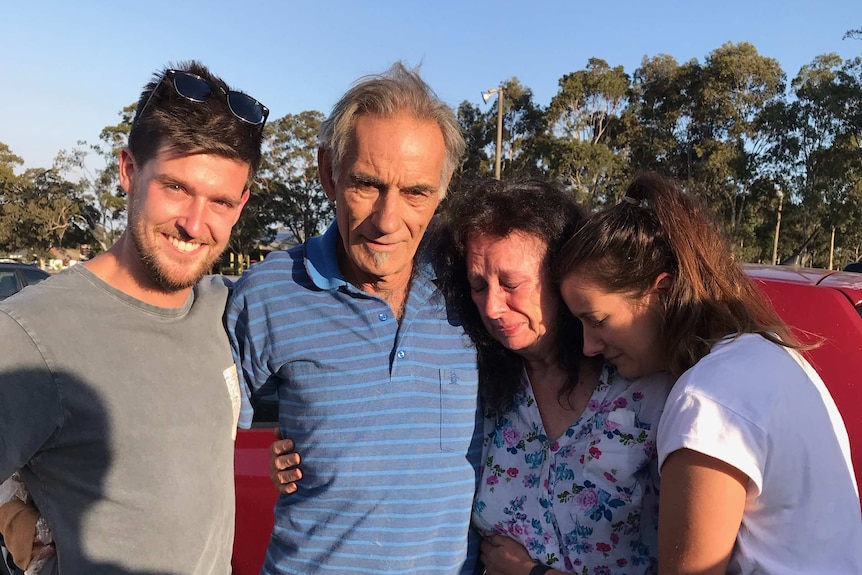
[559,274,667,379]
[120,147,249,291]
[467,231,559,361]
[321,113,447,288]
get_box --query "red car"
[230,264,862,574]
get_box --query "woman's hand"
[481,534,552,575]
[269,427,302,494]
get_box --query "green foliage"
[543,58,631,208]
[0,167,96,257]
[0,142,24,183]
[52,104,135,253]
[5,35,862,269]
[454,77,545,183]
[226,110,335,273]
[259,111,333,244]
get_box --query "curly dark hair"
[438,177,598,411]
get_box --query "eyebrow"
[349,172,438,195]
[349,172,384,188]
[153,173,244,205]
[153,173,186,187]
[574,311,600,320]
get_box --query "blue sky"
[1,0,860,170]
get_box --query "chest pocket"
[582,412,653,499]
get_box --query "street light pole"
[481,86,504,180]
[772,184,784,265]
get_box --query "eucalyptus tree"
[543,58,631,208]
[233,110,333,272]
[52,104,134,253]
[683,42,786,240]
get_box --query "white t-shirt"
[658,333,862,574]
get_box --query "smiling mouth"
[166,235,204,253]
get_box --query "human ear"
[318,148,337,202]
[654,272,674,293]
[118,148,137,195]
[230,189,251,225]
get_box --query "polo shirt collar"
[304,222,348,291]
[303,221,438,292]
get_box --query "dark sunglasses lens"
[172,72,211,102]
[227,92,265,124]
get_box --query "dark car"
[0,263,51,301]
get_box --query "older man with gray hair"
[227,62,482,574]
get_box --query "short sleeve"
[224,282,274,429]
[657,389,767,495]
[0,312,63,479]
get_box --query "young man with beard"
[0,61,267,574]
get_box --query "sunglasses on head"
[135,69,269,126]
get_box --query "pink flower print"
[551,440,560,452]
[596,542,611,553]
[487,475,499,486]
[579,453,585,464]
[588,399,600,412]
[610,532,619,545]
[594,566,611,575]
[603,419,621,432]
[507,467,519,478]
[589,446,602,459]
[574,487,599,509]
[507,523,526,537]
[613,397,628,408]
[502,426,520,447]
[632,391,643,401]
[603,471,617,483]
[616,558,628,566]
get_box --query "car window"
[22,268,50,286]
[0,271,22,299]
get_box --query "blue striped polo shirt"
[226,222,482,575]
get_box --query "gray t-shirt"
[0,266,237,574]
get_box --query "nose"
[371,190,401,235]
[177,198,208,239]
[480,285,508,321]
[582,328,605,357]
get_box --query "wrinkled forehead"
[466,231,551,273]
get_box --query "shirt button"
[397,350,406,359]
[378,313,388,321]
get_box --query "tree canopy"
[3,33,862,269]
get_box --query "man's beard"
[129,212,223,293]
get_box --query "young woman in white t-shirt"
[556,172,861,575]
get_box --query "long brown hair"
[556,172,798,377]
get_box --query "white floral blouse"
[472,365,672,574]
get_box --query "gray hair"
[319,61,465,196]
